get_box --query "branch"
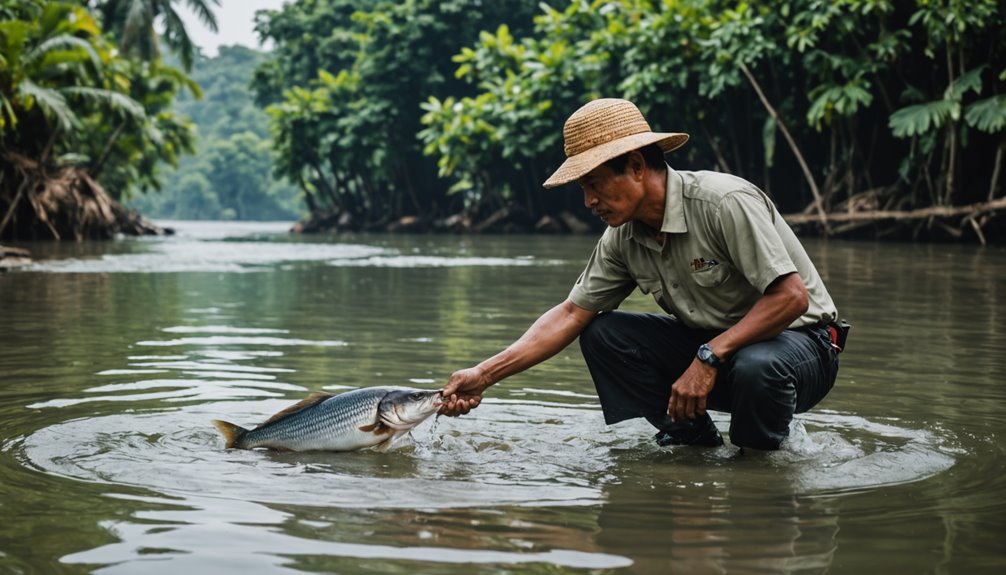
[738,62,828,233]
[782,197,1006,224]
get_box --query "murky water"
[1,221,1004,573]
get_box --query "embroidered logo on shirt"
[690,258,718,273]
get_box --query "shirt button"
[672,283,679,289]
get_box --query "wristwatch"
[696,343,720,368]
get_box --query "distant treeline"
[254,0,1005,239]
[129,46,303,221]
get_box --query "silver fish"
[212,387,442,452]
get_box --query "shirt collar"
[629,164,687,249]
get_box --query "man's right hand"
[439,366,493,416]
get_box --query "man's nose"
[583,190,597,208]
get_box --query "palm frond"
[24,34,101,71]
[184,0,220,33]
[965,95,1006,134]
[889,99,957,138]
[947,65,985,100]
[62,86,146,122]
[19,78,78,132]
[151,63,203,99]
[161,5,196,70]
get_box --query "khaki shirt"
[569,166,837,330]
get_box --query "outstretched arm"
[439,299,597,416]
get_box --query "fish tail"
[212,420,248,449]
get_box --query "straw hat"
[543,98,689,189]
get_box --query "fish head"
[378,389,443,430]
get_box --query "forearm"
[476,299,596,386]
[709,272,808,359]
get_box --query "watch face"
[698,344,716,365]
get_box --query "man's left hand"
[668,359,716,421]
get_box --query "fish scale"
[213,386,441,452]
[246,389,384,450]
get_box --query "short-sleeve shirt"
[568,166,837,330]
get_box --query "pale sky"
[179,0,291,57]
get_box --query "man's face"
[577,163,643,228]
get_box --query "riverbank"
[0,244,31,270]
[287,200,1006,244]
[1,157,172,243]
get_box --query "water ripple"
[14,398,958,510]
[58,494,633,572]
[26,241,391,273]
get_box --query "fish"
[212,386,442,452]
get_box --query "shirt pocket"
[690,264,731,288]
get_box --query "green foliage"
[0,2,144,140]
[890,66,990,137]
[420,0,1005,213]
[254,0,545,220]
[965,95,1006,134]
[889,99,957,138]
[82,57,199,200]
[256,0,1005,224]
[130,46,302,220]
[92,0,221,70]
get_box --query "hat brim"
[542,132,689,189]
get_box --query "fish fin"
[374,435,396,452]
[257,392,336,428]
[359,421,395,435]
[374,430,409,452]
[212,420,248,449]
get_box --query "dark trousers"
[578,311,839,450]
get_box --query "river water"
[1,221,1004,574]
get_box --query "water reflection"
[9,272,963,574]
[60,493,633,573]
[3,224,1005,573]
[596,479,840,573]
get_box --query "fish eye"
[409,392,423,400]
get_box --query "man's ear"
[628,150,646,180]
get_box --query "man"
[439,98,843,450]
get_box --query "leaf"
[63,87,146,121]
[964,95,1006,134]
[24,34,101,71]
[889,99,956,138]
[18,78,77,132]
[946,65,985,100]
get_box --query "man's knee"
[730,344,791,386]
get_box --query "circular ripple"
[14,401,957,508]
